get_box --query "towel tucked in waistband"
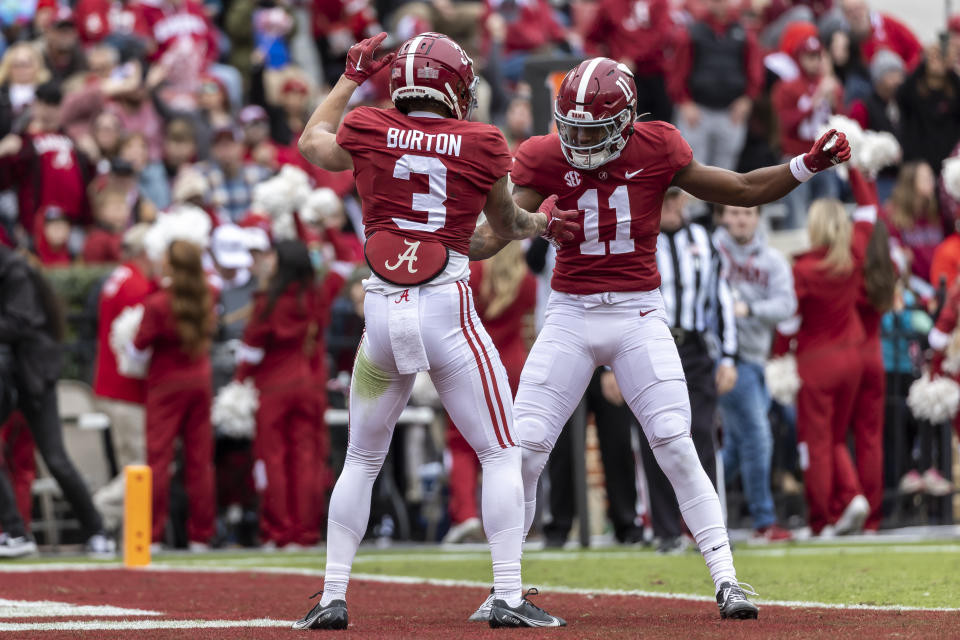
[388,288,430,374]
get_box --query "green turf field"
[121,540,960,609]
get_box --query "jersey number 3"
[392,154,447,232]
[578,186,635,256]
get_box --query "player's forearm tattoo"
[505,202,547,239]
[468,223,507,260]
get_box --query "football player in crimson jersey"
[293,32,578,630]
[470,57,852,621]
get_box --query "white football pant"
[516,289,737,590]
[321,281,523,605]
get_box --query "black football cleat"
[716,581,759,620]
[488,588,566,628]
[292,591,348,630]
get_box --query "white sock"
[652,436,736,591]
[319,446,386,606]
[520,447,550,539]
[479,446,524,608]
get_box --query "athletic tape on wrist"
[790,155,815,183]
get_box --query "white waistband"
[550,289,661,309]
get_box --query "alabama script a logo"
[385,239,421,274]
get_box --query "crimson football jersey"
[511,121,692,295]
[336,107,512,255]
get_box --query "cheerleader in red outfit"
[848,170,898,531]
[783,199,867,536]
[235,240,329,548]
[929,280,960,438]
[444,242,537,542]
[131,240,217,548]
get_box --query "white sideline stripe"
[1,563,958,614]
[0,599,160,618]
[0,619,288,632]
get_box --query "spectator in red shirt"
[131,239,217,549]
[484,0,571,83]
[89,224,154,528]
[671,0,764,171]
[883,161,945,284]
[75,0,140,47]
[33,206,73,267]
[83,188,131,264]
[586,0,675,122]
[772,36,844,227]
[839,0,922,70]
[0,82,93,232]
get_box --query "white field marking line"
[1,563,959,614]
[4,542,960,570]
[0,599,160,618]
[0,619,289,632]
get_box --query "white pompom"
[942,157,960,202]
[300,188,341,225]
[110,305,150,379]
[144,205,213,262]
[252,165,312,219]
[212,379,260,439]
[857,131,901,175]
[907,373,960,424]
[818,117,900,176]
[765,354,801,406]
[271,212,298,241]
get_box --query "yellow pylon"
[123,465,151,567]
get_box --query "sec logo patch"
[564,170,582,187]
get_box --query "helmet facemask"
[555,106,633,170]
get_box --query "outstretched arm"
[672,129,850,207]
[298,32,395,171]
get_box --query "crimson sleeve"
[509,138,541,190]
[335,108,368,154]
[482,128,513,187]
[848,101,869,129]
[132,298,160,351]
[234,297,271,380]
[661,123,693,172]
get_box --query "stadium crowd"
[0,0,959,554]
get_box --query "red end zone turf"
[0,569,957,639]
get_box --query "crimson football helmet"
[389,32,479,120]
[554,58,638,170]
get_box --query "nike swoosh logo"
[625,169,644,179]
[638,309,655,317]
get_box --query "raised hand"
[803,129,851,173]
[344,32,395,85]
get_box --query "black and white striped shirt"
[656,222,738,366]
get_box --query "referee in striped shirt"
[641,187,738,553]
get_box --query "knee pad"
[513,416,554,454]
[646,409,690,449]
[650,434,699,482]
